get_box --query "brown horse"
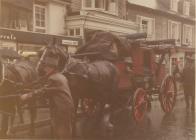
[38,46,120,137]
[0,59,38,138]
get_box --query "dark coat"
[45,72,75,139]
[182,65,195,95]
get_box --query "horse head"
[36,43,69,76]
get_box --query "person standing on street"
[21,54,75,139]
[181,56,195,111]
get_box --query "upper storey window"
[170,0,179,12]
[82,0,118,15]
[34,4,47,33]
[183,1,190,16]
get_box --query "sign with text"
[62,40,78,46]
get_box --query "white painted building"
[65,0,138,42]
[0,0,80,54]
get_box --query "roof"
[128,0,195,20]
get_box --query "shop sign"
[62,40,78,46]
[0,33,16,41]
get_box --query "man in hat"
[21,54,75,139]
[181,56,195,111]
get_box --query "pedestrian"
[181,56,195,111]
[20,54,75,139]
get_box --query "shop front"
[0,28,82,57]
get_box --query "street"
[0,0,195,139]
[12,96,195,140]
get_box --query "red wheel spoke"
[160,76,176,113]
[133,88,147,123]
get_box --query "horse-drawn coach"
[0,30,194,138]
[74,30,192,124]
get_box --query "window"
[69,29,75,36]
[168,20,181,43]
[170,0,179,12]
[183,1,190,16]
[95,0,104,9]
[183,24,193,46]
[137,16,155,39]
[82,0,117,15]
[1,4,31,31]
[75,28,81,36]
[34,4,46,33]
[84,0,92,8]
[68,28,81,36]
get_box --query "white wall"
[48,2,66,35]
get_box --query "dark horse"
[0,59,38,138]
[39,46,120,136]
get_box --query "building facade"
[0,0,81,55]
[65,0,138,42]
[127,0,195,73]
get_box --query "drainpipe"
[82,11,89,44]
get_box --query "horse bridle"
[36,48,48,72]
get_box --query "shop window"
[34,4,46,33]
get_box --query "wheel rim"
[133,88,147,123]
[160,76,176,113]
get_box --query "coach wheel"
[132,88,148,123]
[159,75,177,113]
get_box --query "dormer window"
[170,0,179,12]
[82,0,118,15]
[183,1,190,16]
